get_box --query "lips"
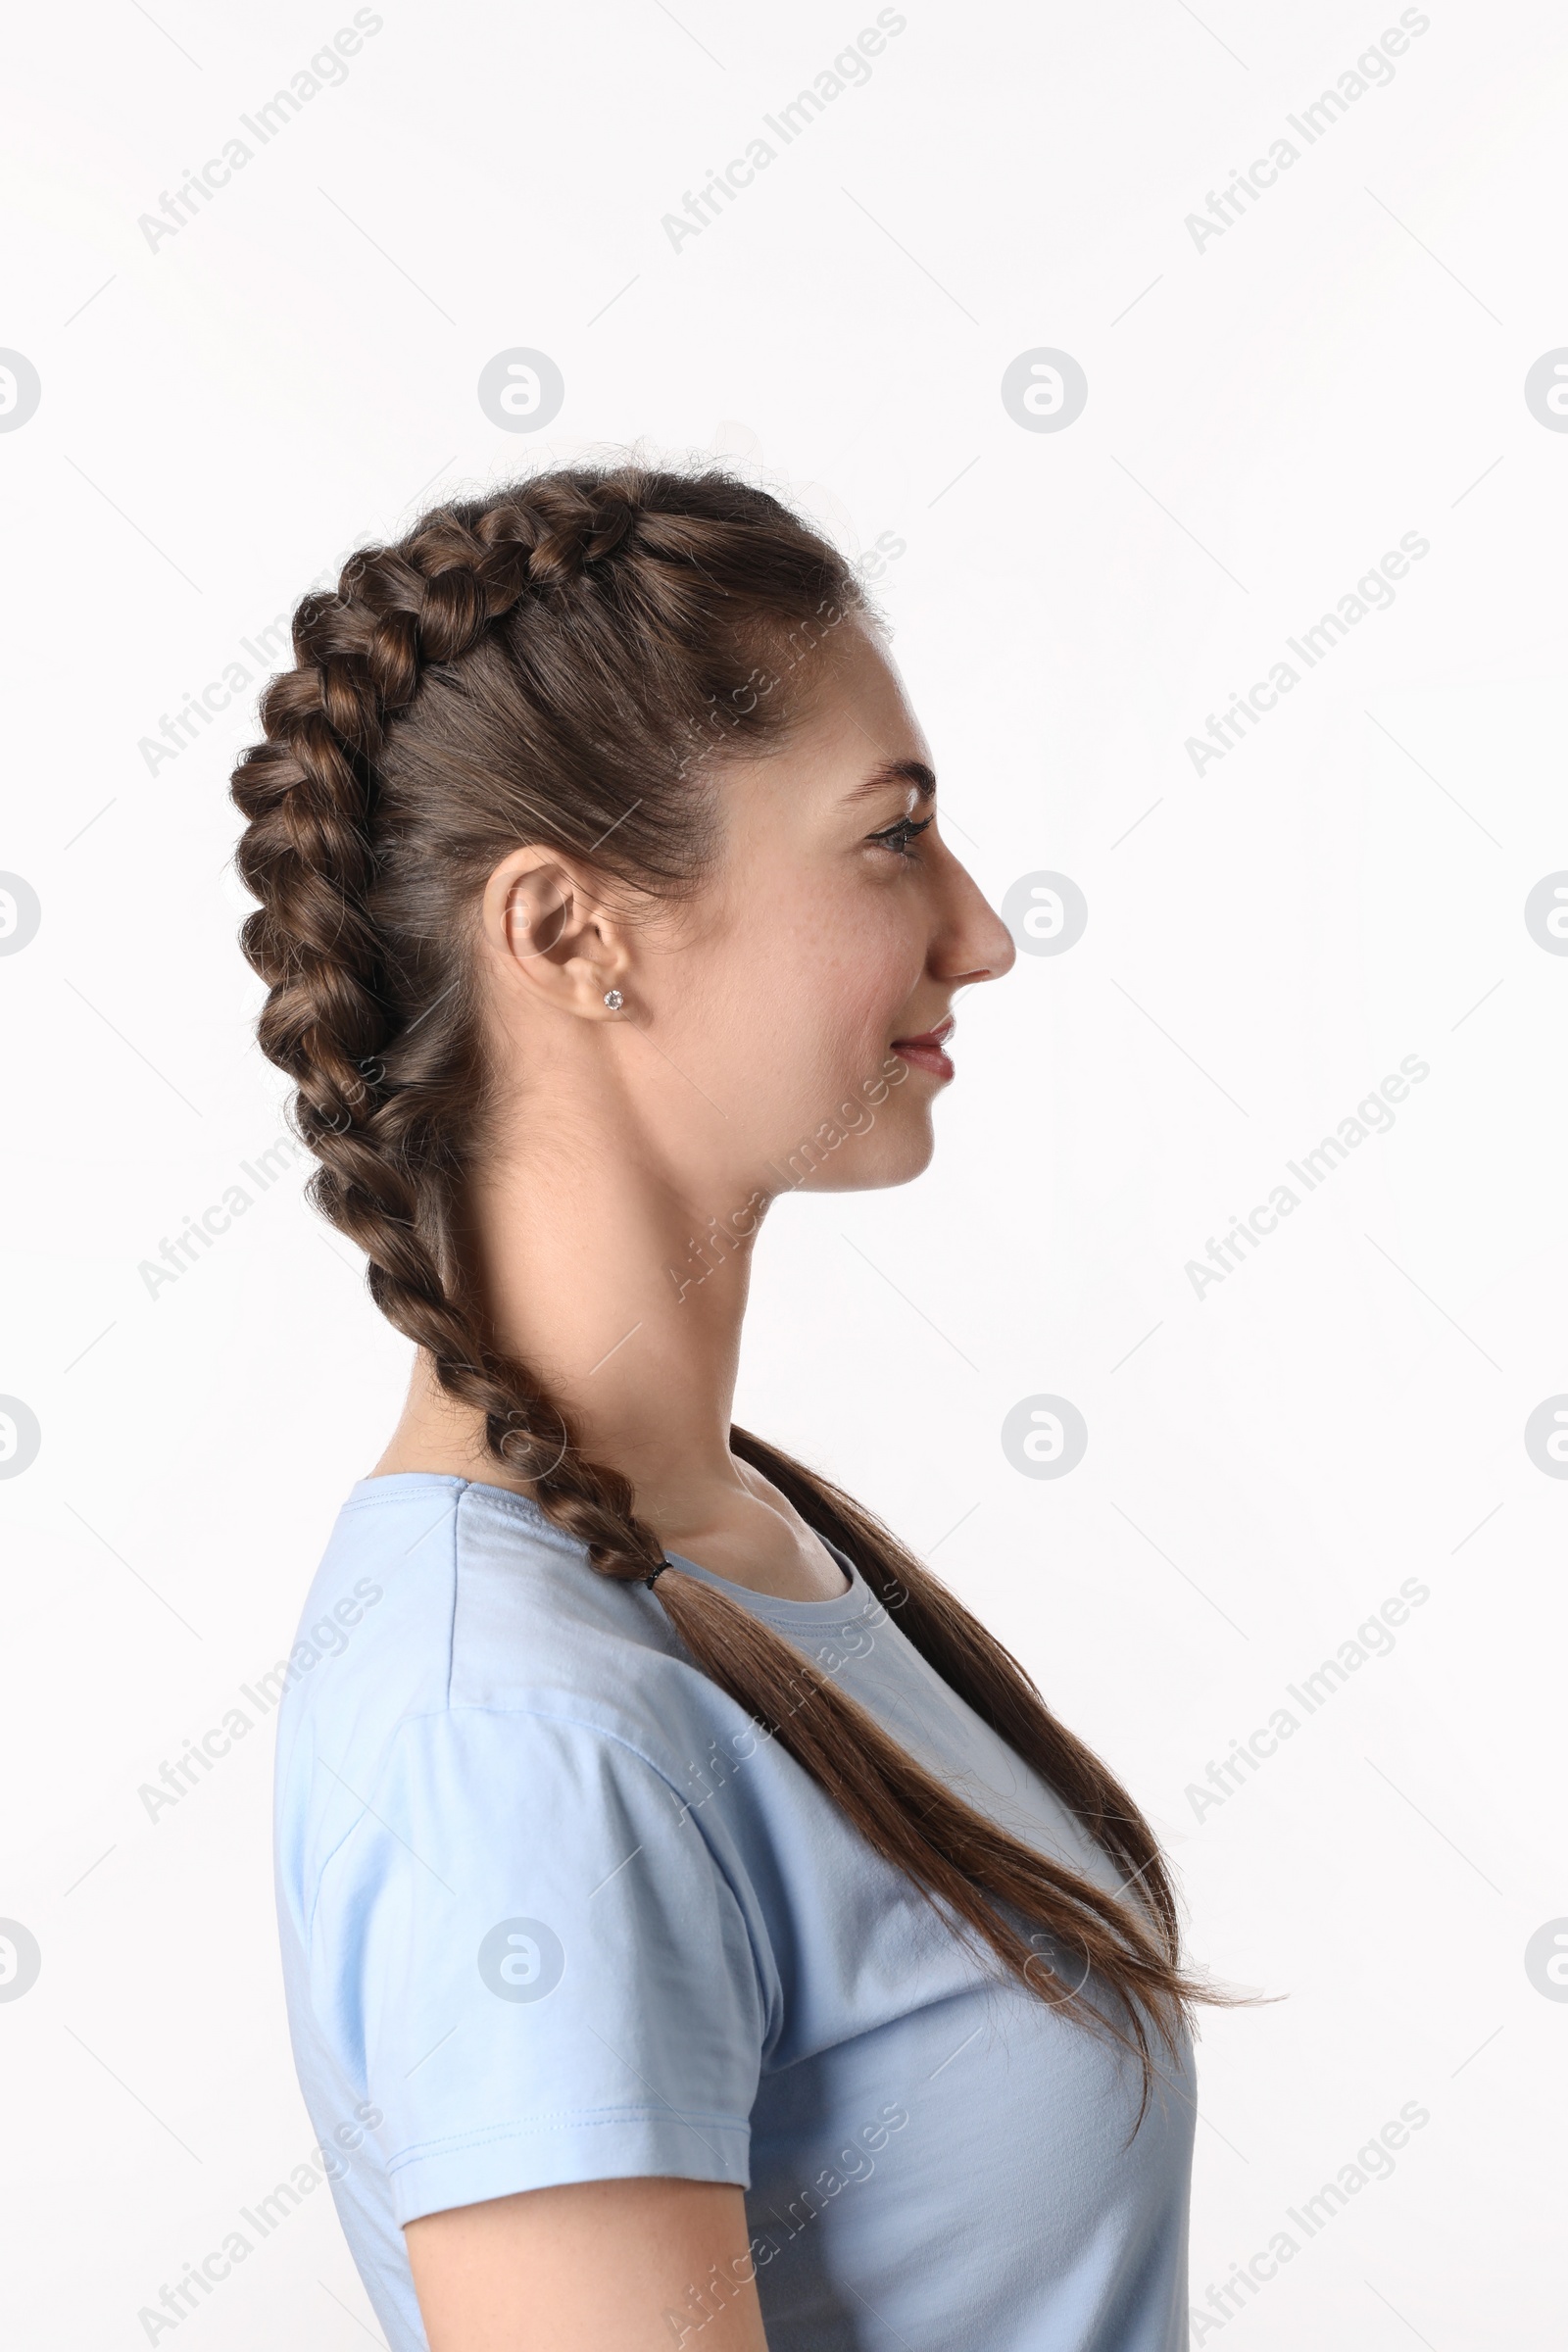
[890,1013,956,1081]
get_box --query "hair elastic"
[644,1561,669,1589]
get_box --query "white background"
[2,1,1564,2343]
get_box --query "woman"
[233,463,1224,2350]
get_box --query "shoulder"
[278,1472,699,1747]
[274,1479,784,2061]
[272,1476,738,1902]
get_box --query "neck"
[376,1114,771,1532]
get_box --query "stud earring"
[603,989,624,1012]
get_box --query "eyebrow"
[845,758,937,805]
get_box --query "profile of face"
[480,614,1016,1219]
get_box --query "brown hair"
[231,461,1229,2118]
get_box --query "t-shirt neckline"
[661,1537,866,1625]
[348,1470,876,1628]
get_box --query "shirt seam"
[446,1484,461,1709]
[340,1476,876,1626]
[454,1477,874,1624]
[337,1482,465,1512]
[301,1486,466,1927]
[453,1479,584,1555]
[385,2107,752,2174]
[336,1477,581,1555]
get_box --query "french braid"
[232,464,1240,2115]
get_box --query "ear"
[480,847,630,1021]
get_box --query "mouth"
[890,1013,956,1082]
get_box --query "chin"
[806,1119,937,1195]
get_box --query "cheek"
[708,963,866,1141]
[674,852,926,1148]
[758,906,911,1096]
[759,980,923,1184]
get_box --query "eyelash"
[869,814,934,860]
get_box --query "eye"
[868,813,934,860]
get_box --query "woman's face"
[633,613,1016,1207]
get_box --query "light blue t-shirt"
[274,1474,1195,2350]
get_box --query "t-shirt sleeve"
[310,1705,765,2225]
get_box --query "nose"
[932,855,1018,989]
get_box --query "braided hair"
[231,462,1234,2117]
